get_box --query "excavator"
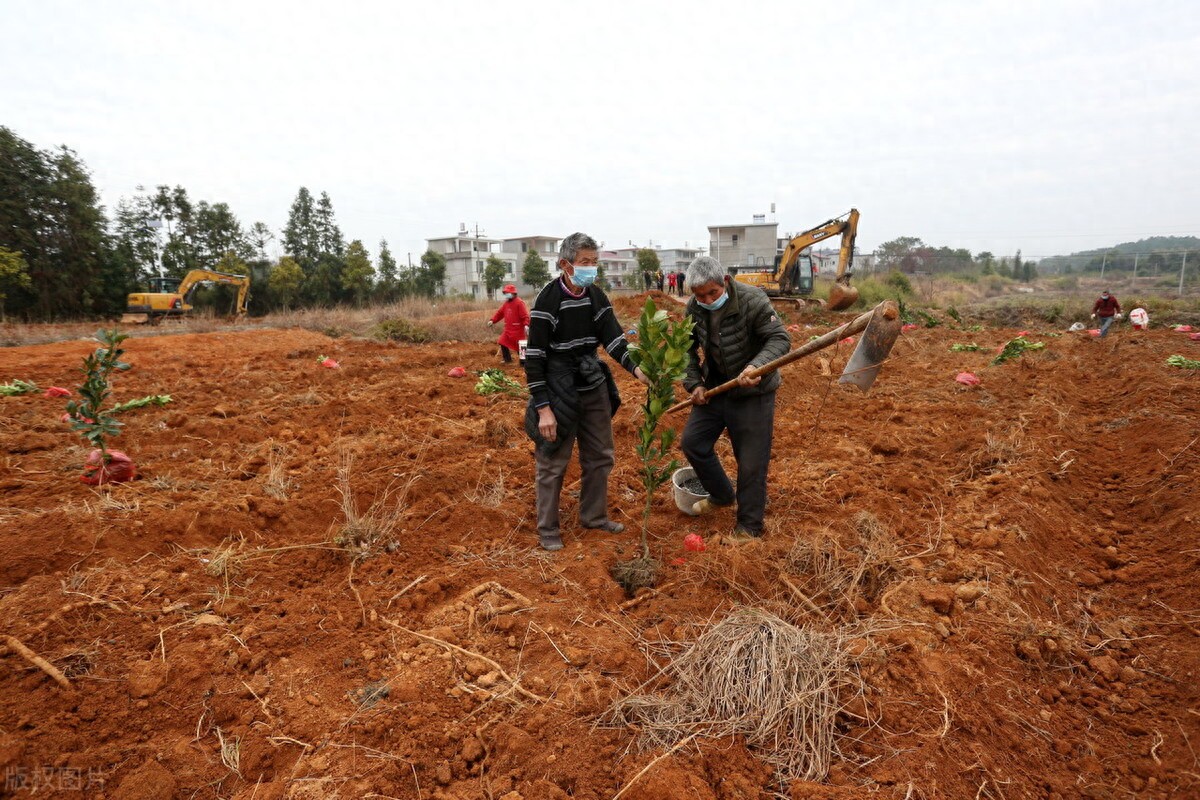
[122,269,251,324]
[733,208,861,311]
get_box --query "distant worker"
[524,233,649,551]
[1091,289,1122,338]
[656,270,665,292]
[680,256,790,540]
[667,271,677,293]
[677,271,686,296]
[488,284,530,364]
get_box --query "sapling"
[66,329,132,483]
[612,298,693,596]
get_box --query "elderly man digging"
[681,256,790,540]
[523,232,648,551]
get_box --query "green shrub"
[885,270,913,294]
[370,318,432,343]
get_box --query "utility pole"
[1133,253,1139,280]
[1180,252,1189,296]
[1100,252,1107,281]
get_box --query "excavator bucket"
[827,281,859,311]
[838,300,901,392]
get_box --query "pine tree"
[377,239,398,302]
[283,187,319,273]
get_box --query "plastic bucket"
[672,467,708,515]
[518,339,528,364]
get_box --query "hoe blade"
[838,300,901,392]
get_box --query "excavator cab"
[775,253,816,295]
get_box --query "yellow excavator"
[122,269,251,324]
[734,208,861,311]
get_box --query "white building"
[708,221,780,273]
[600,250,638,289]
[425,229,561,299]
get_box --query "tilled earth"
[0,298,1197,799]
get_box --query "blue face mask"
[572,267,598,288]
[697,291,728,311]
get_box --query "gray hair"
[685,256,727,290]
[558,232,599,264]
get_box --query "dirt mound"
[0,320,1197,797]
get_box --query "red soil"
[0,306,1197,799]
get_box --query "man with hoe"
[523,233,648,552]
[680,256,790,540]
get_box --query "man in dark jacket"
[1091,290,1122,338]
[524,232,648,551]
[680,256,791,539]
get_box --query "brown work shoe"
[723,525,762,545]
[691,498,715,516]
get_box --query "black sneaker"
[585,521,625,533]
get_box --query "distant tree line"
[0,125,455,320]
[873,237,1039,282]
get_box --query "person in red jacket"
[489,284,530,363]
[1091,289,1122,338]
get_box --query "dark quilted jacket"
[683,279,791,398]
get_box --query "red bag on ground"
[44,386,71,398]
[320,358,339,369]
[1016,330,1030,337]
[1190,332,1200,341]
[447,366,467,378]
[1174,325,1193,332]
[81,449,137,485]
[955,372,981,387]
[683,533,707,552]
[901,323,919,331]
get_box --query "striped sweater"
[524,279,635,408]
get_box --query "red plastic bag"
[321,358,339,369]
[44,386,71,398]
[683,533,707,552]
[1088,329,1101,337]
[447,366,467,378]
[841,336,856,345]
[1016,330,1030,337]
[1174,325,1193,332]
[955,372,981,387]
[61,412,95,424]
[901,323,919,332]
[81,449,136,485]
[1190,332,1200,341]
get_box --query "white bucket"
[672,467,708,515]
[518,339,528,363]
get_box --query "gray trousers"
[681,391,776,534]
[535,386,614,538]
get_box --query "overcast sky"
[4,0,1198,262]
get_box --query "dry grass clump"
[783,512,900,616]
[263,444,295,499]
[608,607,851,785]
[331,451,412,560]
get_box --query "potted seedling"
[611,298,694,596]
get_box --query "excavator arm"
[776,209,858,291]
[177,269,251,315]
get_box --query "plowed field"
[1,298,1197,799]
